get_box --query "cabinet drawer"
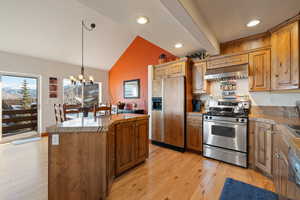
[208,54,248,69]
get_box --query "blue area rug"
[220,178,278,200]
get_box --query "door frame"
[0,71,42,142]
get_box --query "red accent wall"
[109,36,177,113]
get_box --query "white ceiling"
[77,0,208,57]
[1,0,299,71]
[195,0,300,42]
[0,0,134,70]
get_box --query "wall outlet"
[52,134,59,145]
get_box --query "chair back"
[63,104,81,121]
[94,104,112,117]
[54,104,64,123]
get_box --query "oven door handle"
[205,120,246,126]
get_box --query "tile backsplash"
[204,79,300,107]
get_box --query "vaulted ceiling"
[1,0,300,70]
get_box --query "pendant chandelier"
[70,20,96,85]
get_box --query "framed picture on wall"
[123,79,140,99]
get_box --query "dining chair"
[54,104,64,123]
[63,104,81,121]
[93,104,112,117]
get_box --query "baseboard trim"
[41,133,48,137]
[151,140,185,152]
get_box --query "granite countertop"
[249,113,300,126]
[46,113,149,133]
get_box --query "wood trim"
[269,13,300,33]
[221,32,271,47]
[153,57,188,68]
[208,47,272,61]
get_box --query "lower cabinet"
[254,122,273,177]
[106,126,115,195]
[186,114,203,152]
[115,119,149,176]
[272,130,300,199]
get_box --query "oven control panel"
[204,115,248,124]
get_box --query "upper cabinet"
[153,58,187,80]
[271,21,299,90]
[207,54,248,69]
[249,49,271,91]
[192,61,207,94]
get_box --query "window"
[63,79,102,107]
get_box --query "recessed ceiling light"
[247,19,260,27]
[136,16,149,25]
[175,43,183,48]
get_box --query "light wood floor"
[0,138,274,200]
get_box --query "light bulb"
[78,74,83,80]
[89,76,94,82]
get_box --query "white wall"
[0,51,109,132]
[208,79,300,106]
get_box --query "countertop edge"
[46,114,149,133]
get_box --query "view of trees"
[21,80,32,109]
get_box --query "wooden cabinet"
[115,119,149,175]
[254,122,273,177]
[207,54,248,69]
[248,120,256,168]
[135,119,149,162]
[249,49,271,91]
[271,21,300,90]
[272,130,300,199]
[168,62,186,78]
[192,61,207,94]
[107,126,115,195]
[151,110,163,142]
[152,79,162,97]
[186,114,203,152]
[153,65,168,80]
[153,58,187,80]
[116,121,136,175]
[163,77,185,148]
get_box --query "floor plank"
[0,138,274,200]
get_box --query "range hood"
[205,64,248,81]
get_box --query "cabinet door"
[271,21,299,90]
[207,54,248,69]
[249,49,271,91]
[273,132,300,199]
[135,119,149,162]
[106,126,115,195]
[151,110,163,142]
[163,77,185,148]
[115,121,136,175]
[192,62,207,94]
[254,122,273,176]
[152,79,162,97]
[167,62,186,77]
[154,66,167,80]
[186,115,202,152]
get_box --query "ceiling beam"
[160,0,220,55]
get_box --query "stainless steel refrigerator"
[151,76,185,151]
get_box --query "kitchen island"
[46,114,149,200]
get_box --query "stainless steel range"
[203,99,250,168]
